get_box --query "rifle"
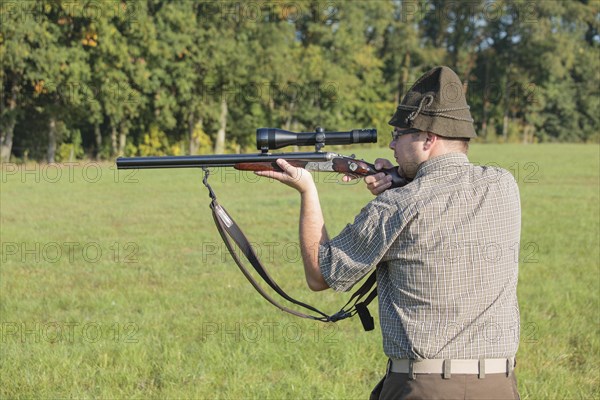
[117,127,406,187]
[116,127,408,331]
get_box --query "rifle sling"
[202,168,378,331]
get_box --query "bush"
[56,127,84,162]
[138,125,170,156]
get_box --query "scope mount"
[314,126,325,152]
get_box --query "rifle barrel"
[116,152,335,169]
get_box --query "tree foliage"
[1,0,598,161]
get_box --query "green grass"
[1,143,598,399]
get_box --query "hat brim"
[388,109,477,139]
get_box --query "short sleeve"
[319,192,407,291]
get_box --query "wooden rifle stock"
[234,158,408,189]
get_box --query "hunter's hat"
[388,66,476,138]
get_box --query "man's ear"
[423,132,438,151]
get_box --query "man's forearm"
[299,187,330,291]
[252,159,330,291]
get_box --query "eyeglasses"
[391,128,421,141]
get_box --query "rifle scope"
[256,127,377,152]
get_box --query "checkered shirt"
[319,153,521,359]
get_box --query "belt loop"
[408,359,416,380]
[385,359,391,378]
[478,358,485,379]
[443,359,451,379]
[506,358,514,377]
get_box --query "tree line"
[1,0,598,162]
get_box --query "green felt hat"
[389,66,476,138]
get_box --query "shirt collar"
[414,152,470,179]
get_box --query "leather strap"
[202,168,378,330]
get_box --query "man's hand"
[364,158,395,195]
[254,159,316,194]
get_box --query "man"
[256,66,521,399]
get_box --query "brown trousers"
[370,371,520,400]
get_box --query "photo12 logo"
[1,321,140,344]
[398,1,538,24]
[0,1,139,24]
[1,241,139,265]
[196,2,338,23]
[200,321,338,344]
[200,81,339,106]
[1,163,138,184]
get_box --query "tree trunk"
[502,77,510,142]
[523,123,534,144]
[397,52,410,105]
[110,124,118,156]
[118,122,127,156]
[284,117,300,152]
[0,119,15,163]
[94,122,102,160]
[214,99,227,153]
[461,53,476,101]
[47,117,57,163]
[481,101,489,139]
[1,88,18,162]
[481,57,490,139]
[285,96,297,150]
[188,113,202,155]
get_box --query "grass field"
[1,143,598,399]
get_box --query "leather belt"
[389,357,515,379]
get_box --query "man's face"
[389,128,427,179]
